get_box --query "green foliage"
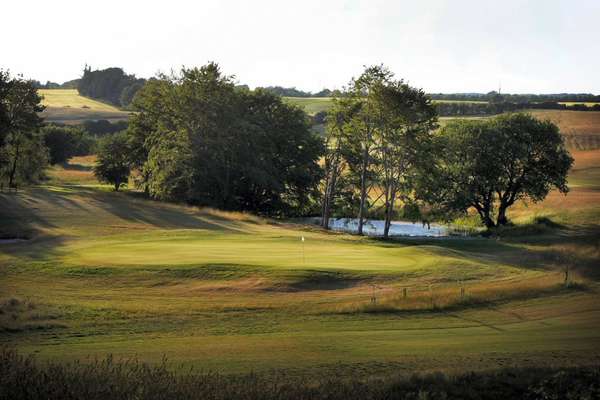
[82,119,128,137]
[128,63,323,215]
[93,131,131,191]
[78,66,145,107]
[0,70,46,189]
[42,125,94,164]
[421,113,574,228]
[320,65,437,236]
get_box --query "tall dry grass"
[1,348,598,400]
[333,272,582,314]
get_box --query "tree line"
[78,66,146,108]
[435,100,600,117]
[431,91,600,103]
[2,65,573,233]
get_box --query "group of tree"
[94,63,323,214]
[82,119,128,137]
[431,91,600,104]
[319,65,438,238]
[42,124,96,164]
[32,79,80,89]
[3,64,573,232]
[319,67,574,234]
[1,70,117,191]
[260,86,341,98]
[435,99,600,117]
[78,67,145,108]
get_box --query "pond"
[309,218,450,237]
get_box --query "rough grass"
[39,89,130,124]
[2,348,599,400]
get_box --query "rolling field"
[39,89,131,124]
[1,148,600,376]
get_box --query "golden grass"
[528,110,600,135]
[39,89,130,124]
[334,272,580,314]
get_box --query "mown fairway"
[39,89,130,124]
[1,146,600,375]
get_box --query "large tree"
[426,113,573,228]
[320,66,437,237]
[94,132,131,191]
[0,71,46,189]
[127,63,323,215]
[373,80,437,238]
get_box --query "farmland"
[284,96,489,115]
[39,89,131,124]
[1,142,599,376]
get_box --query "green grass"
[39,89,130,124]
[283,97,334,115]
[0,153,599,376]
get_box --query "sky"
[2,0,599,94]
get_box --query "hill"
[39,89,131,124]
[1,145,599,375]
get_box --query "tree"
[0,71,46,189]
[127,64,323,215]
[94,132,131,191]
[344,65,394,235]
[427,113,573,228]
[372,80,437,238]
[320,98,352,228]
[42,125,93,164]
[78,66,146,107]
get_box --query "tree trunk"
[357,145,369,236]
[496,205,508,226]
[383,188,396,239]
[321,170,338,229]
[8,142,20,189]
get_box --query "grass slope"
[0,150,599,376]
[39,89,130,124]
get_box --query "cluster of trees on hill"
[261,86,341,98]
[32,79,80,89]
[78,67,145,108]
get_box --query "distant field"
[283,97,334,115]
[558,102,600,107]
[39,89,130,124]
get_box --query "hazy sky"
[3,0,599,93]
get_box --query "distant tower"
[498,81,502,95]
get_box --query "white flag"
[301,236,305,242]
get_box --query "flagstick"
[301,236,305,265]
